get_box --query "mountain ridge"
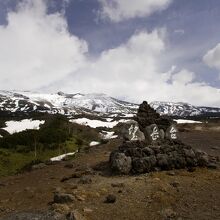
[0,90,220,118]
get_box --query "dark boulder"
[165,125,178,140]
[144,124,160,143]
[110,152,132,174]
[132,157,150,173]
[157,154,169,169]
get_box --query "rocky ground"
[0,128,220,220]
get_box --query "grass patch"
[0,140,78,177]
[0,114,101,177]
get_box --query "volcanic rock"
[110,152,132,174]
[66,211,86,220]
[110,101,219,174]
[115,120,145,141]
[78,176,92,184]
[110,139,218,174]
[136,101,173,132]
[144,124,160,143]
[166,125,178,140]
[53,193,75,204]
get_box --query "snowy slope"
[0,91,138,116]
[0,90,220,117]
[150,101,220,117]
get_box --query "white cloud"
[203,43,220,70]
[172,69,195,85]
[98,0,172,22]
[0,0,220,107]
[48,30,220,107]
[0,0,88,90]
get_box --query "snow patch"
[50,152,76,161]
[70,118,129,128]
[89,141,100,146]
[174,119,202,124]
[2,119,45,134]
[100,131,118,139]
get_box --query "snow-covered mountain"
[0,91,138,117]
[150,101,220,117]
[0,90,220,117]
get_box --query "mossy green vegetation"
[0,114,100,177]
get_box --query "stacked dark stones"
[109,101,219,174]
[136,101,173,132]
[110,140,218,174]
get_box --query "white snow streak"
[174,119,202,124]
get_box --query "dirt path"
[0,133,219,220]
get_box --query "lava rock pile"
[110,139,218,174]
[110,101,219,174]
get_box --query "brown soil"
[0,130,220,220]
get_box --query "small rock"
[66,210,86,220]
[83,208,93,213]
[197,154,209,166]
[170,181,180,188]
[53,187,64,193]
[45,160,54,165]
[166,171,176,176]
[51,203,70,214]
[78,176,92,184]
[54,193,75,204]
[105,194,116,203]
[207,163,218,169]
[187,167,196,172]
[61,170,93,182]
[32,163,46,170]
[69,184,78,190]
[75,195,86,202]
[65,163,74,168]
[0,182,6,187]
[111,182,125,188]
[24,187,31,191]
[161,208,176,218]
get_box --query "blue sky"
[0,0,220,106]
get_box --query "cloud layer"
[98,0,172,22]
[49,30,220,107]
[0,0,87,90]
[203,43,220,74]
[0,0,219,107]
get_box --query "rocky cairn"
[110,101,218,174]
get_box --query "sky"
[0,0,220,107]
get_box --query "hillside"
[0,124,219,220]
